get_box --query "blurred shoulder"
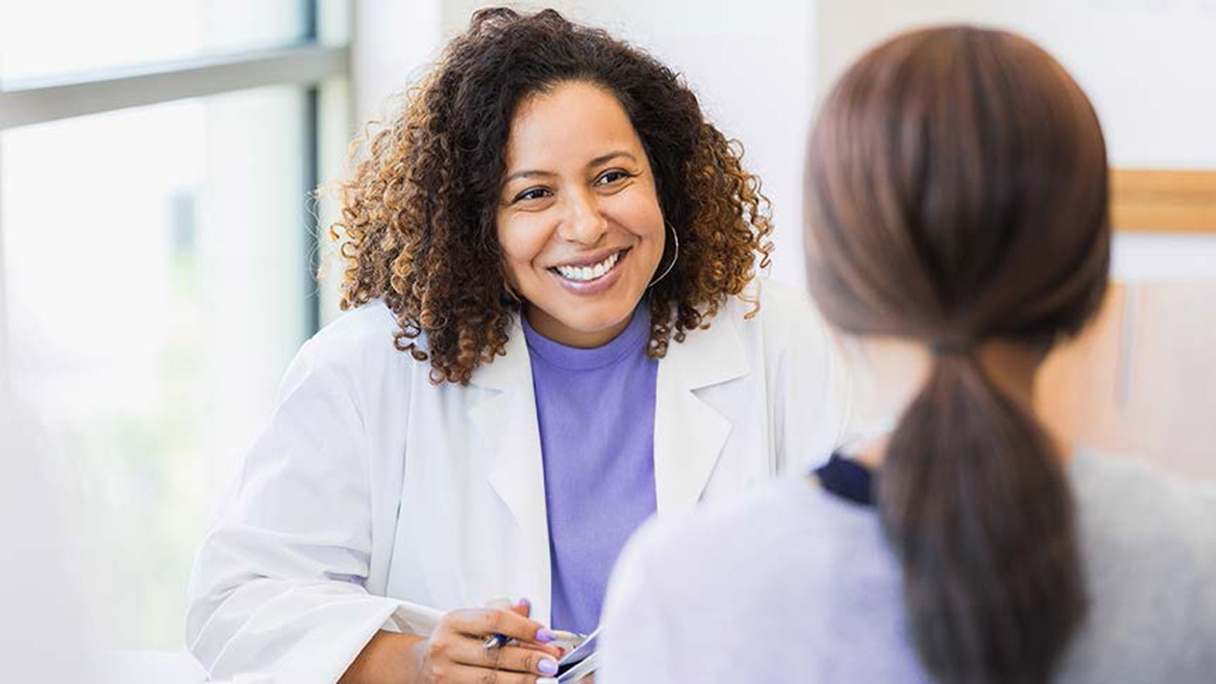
[1073,450,1216,575]
[1072,450,1216,537]
[615,476,854,595]
[1062,451,1216,676]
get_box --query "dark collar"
[813,452,875,507]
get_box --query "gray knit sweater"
[599,451,1216,683]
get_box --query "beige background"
[1040,281,1216,479]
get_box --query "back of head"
[804,27,1110,683]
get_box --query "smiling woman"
[331,9,775,385]
[497,82,666,349]
[185,7,852,684]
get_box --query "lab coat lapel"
[467,316,552,615]
[653,311,750,515]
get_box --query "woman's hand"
[412,600,565,683]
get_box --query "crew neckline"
[521,304,651,371]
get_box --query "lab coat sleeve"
[186,336,438,683]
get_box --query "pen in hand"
[482,597,528,650]
[482,632,514,649]
[482,628,576,651]
[482,597,561,652]
[421,598,563,683]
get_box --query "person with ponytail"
[599,26,1216,684]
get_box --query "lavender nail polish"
[538,658,559,676]
[536,627,557,643]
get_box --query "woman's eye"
[514,187,550,202]
[596,170,631,186]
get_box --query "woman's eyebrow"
[587,150,637,168]
[503,151,637,186]
[502,168,557,185]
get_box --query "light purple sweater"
[522,306,658,636]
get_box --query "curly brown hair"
[331,7,773,384]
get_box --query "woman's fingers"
[449,639,561,677]
[423,606,564,683]
[513,639,565,658]
[502,599,564,656]
[446,608,558,648]
[508,598,532,618]
[431,664,557,684]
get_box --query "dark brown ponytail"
[804,27,1110,683]
[883,353,1084,682]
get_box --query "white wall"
[351,0,442,125]
[355,0,1216,286]
[815,0,1216,278]
[817,0,1216,169]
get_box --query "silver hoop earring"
[648,221,680,288]
[503,280,523,305]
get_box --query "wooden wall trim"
[1111,169,1216,234]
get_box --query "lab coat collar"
[467,313,530,392]
[653,303,750,515]
[466,305,751,390]
[469,304,753,518]
[465,304,752,613]
[465,315,547,560]
[468,313,552,619]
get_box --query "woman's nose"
[558,190,609,245]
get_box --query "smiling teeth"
[556,251,620,282]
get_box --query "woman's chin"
[527,302,639,347]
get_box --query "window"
[0,0,308,84]
[0,0,349,650]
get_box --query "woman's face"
[496,80,666,348]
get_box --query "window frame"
[0,0,349,388]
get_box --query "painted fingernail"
[535,627,557,643]
[518,597,531,609]
[538,658,559,676]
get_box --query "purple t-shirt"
[522,306,659,635]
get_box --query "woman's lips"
[548,248,629,295]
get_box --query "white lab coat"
[186,279,850,683]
